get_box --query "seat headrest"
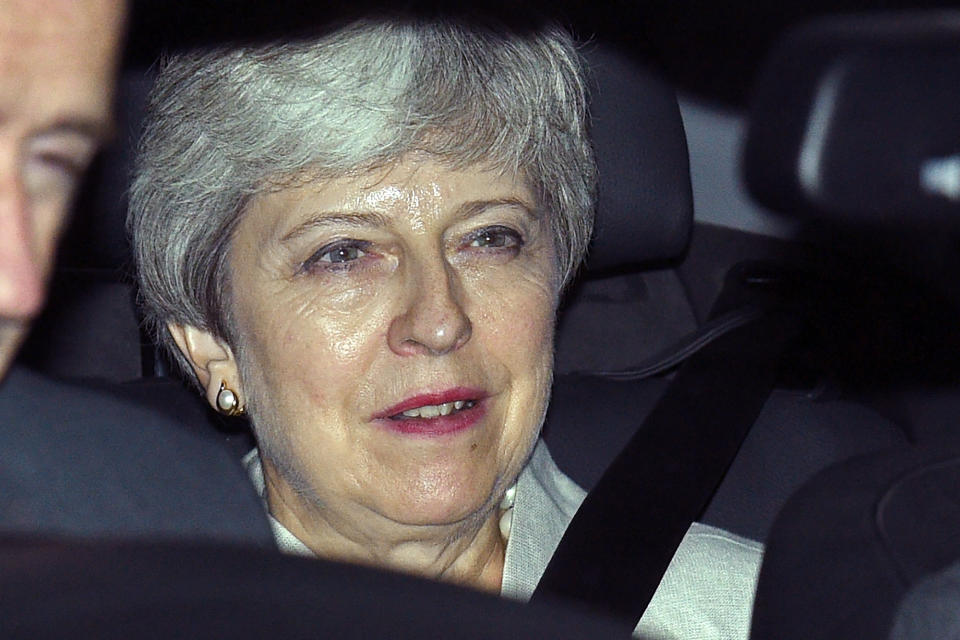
[743,11,960,229]
[584,46,693,272]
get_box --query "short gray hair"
[128,17,597,378]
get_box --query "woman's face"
[227,155,558,531]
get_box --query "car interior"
[11,0,960,636]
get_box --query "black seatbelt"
[530,263,802,626]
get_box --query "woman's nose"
[0,176,45,320]
[387,257,472,357]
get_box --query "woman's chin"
[377,483,498,529]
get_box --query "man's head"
[0,0,126,378]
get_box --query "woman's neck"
[262,461,507,594]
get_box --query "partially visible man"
[0,0,274,545]
[0,0,123,378]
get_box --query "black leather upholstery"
[752,442,960,640]
[743,12,960,228]
[585,45,693,271]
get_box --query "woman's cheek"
[475,267,557,338]
[237,273,392,385]
[293,262,392,309]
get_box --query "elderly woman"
[128,16,760,639]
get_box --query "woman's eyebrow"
[280,211,389,244]
[453,198,539,222]
[280,198,536,243]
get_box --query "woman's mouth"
[393,399,477,419]
[374,390,487,436]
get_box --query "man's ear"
[167,322,244,411]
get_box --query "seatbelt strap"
[530,265,801,625]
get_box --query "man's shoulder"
[0,367,273,546]
[2,367,211,435]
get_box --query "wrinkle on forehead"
[350,182,434,234]
[336,158,464,235]
[360,184,406,209]
[354,183,423,232]
[277,149,532,209]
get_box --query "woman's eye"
[320,245,366,263]
[300,241,370,274]
[466,226,524,250]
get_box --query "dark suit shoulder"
[0,367,273,546]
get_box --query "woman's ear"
[167,322,244,410]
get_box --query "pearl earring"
[216,381,246,417]
[499,484,516,542]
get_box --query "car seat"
[544,42,909,544]
[740,11,960,639]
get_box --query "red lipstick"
[372,387,487,436]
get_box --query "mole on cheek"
[470,443,478,451]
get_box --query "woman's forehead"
[251,156,538,234]
[268,151,531,194]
